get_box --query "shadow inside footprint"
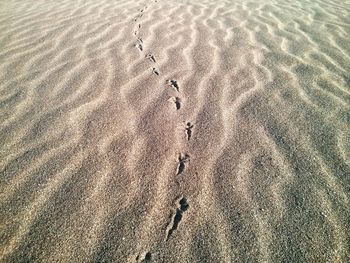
[167,80,179,92]
[152,68,159,76]
[146,53,156,62]
[166,196,190,240]
[185,122,193,140]
[136,252,152,262]
[176,154,190,175]
[175,97,181,110]
[134,37,143,51]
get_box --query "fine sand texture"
[1,0,350,262]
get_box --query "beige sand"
[1,0,349,262]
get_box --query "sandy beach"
[1,0,349,262]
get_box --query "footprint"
[152,68,159,76]
[134,14,143,21]
[136,43,143,51]
[146,53,156,63]
[185,122,193,141]
[167,80,179,92]
[135,38,143,51]
[168,97,182,110]
[179,197,189,211]
[139,23,142,28]
[175,97,181,110]
[165,196,189,241]
[136,252,152,262]
[176,153,190,175]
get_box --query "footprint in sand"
[167,79,179,92]
[176,153,190,175]
[165,196,189,240]
[146,53,156,63]
[135,37,143,51]
[185,122,193,141]
[136,251,152,262]
[152,68,159,76]
[136,43,143,51]
[168,97,181,110]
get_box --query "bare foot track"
[1,0,349,262]
[167,80,180,92]
[165,196,189,241]
[152,68,159,76]
[185,122,193,141]
[176,154,190,175]
[146,53,156,63]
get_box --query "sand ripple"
[1,0,349,262]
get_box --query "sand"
[1,0,350,262]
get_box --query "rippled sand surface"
[1,0,350,262]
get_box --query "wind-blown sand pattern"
[1,0,350,262]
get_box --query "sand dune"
[1,0,349,262]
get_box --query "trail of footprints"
[132,4,160,76]
[164,75,194,243]
[131,1,195,260]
